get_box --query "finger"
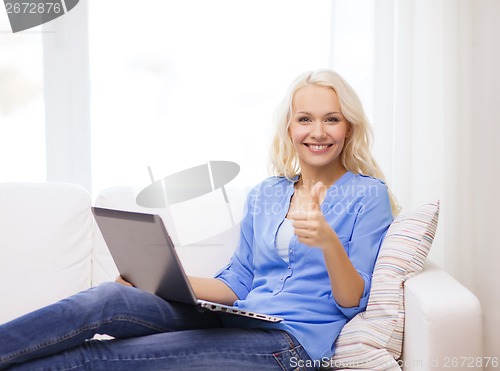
[115,275,133,287]
[293,221,319,236]
[310,181,323,211]
[287,210,309,221]
[296,235,316,246]
[295,235,315,245]
[293,219,319,230]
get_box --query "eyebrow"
[294,111,342,116]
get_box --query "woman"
[0,69,398,370]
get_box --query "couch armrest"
[401,261,483,370]
[0,182,93,324]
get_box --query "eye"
[297,116,312,123]
[325,116,340,124]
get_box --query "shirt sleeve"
[333,180,393,319]
[214,185,257,300]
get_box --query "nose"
[311,121,326,139]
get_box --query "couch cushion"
[0,182,93,324]
[330,200,440,370]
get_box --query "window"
[0,16,45,182]
[89,0,332,194]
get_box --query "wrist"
[320,229,342,253]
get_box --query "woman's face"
[288,84,351,173]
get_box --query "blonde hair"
[268,69,400,215]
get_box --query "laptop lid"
[92,207,197,305]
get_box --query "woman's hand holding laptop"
[115,275,133,287]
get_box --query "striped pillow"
[330,201,440,370]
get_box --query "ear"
[345,123,353,138]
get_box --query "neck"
[297,164,347,190]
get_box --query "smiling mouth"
[304,143,333,151]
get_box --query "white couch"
[0,182,483,370]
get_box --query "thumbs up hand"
[288,182,337,250]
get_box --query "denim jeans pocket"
[272,331,317,371]
[273,344,318,371]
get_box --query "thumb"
[310,182,323,211]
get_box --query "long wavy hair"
[268,69,400,215]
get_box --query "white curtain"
[331,0,500,364]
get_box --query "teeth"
[309,144,329,150]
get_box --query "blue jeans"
[0,283,315,370]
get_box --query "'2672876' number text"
[443,357,498,368]
[5,2,62,14]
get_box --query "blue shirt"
[215,171,393,361]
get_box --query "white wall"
[467,0,500,364]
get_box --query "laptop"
[91,207,282,323]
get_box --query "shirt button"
[280,277,284,281]
[288,266,291,269]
